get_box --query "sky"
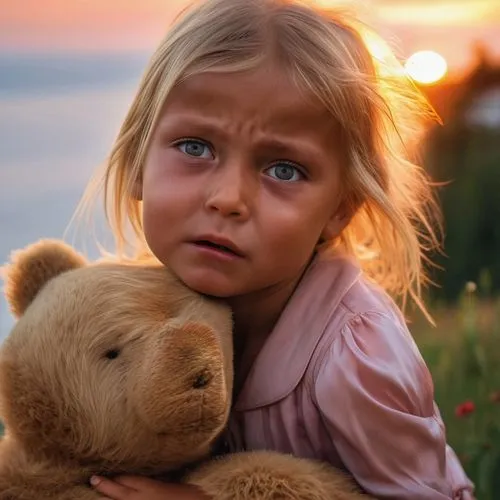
[1,0,500,73]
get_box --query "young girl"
[81,0,475,498]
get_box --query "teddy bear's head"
[0,240,234,474]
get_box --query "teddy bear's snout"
[133,320,229,438]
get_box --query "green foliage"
[414,284,500,500]
[424,125,500,302]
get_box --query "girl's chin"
[177,273,241,299]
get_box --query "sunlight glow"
[378,1,496,26]
[363,32,394,63]
[404,51,448,85]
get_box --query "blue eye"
[266,163,303,182]
[176,139,213,159]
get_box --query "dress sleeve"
[313,310,475,499]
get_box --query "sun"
[404,50,448,85]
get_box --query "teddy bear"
[0,239,370,499]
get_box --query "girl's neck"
[227,254,316,343]
[228,281,295,400]
[228,272,301,344]
[226,258,313,398]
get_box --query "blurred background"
[1,0,500,497]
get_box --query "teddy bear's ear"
[2,239,87,318]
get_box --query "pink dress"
[224,251,475,499]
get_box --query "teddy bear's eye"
[104,349,120,360]
[192,371,212,389]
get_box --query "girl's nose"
[204,160,253,220]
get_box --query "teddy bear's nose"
[192,370,212,389]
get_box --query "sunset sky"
[1,0,500,73]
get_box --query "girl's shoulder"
[299,250,414,335]
[307,253,434,415]
[297,250,402,324]
[301,252,431,391]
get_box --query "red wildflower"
[455,400,475,418]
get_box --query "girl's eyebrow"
[256,136,329,166]
[155,113,223,137]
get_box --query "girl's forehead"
[160,65,336,134]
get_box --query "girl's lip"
[190,235,245,257]
[189,241,244,261]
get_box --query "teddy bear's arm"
[185,450,373,499]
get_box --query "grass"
[410,288,500,499]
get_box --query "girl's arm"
[313,310,475,500]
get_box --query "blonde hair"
[73,0,442,319]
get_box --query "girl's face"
[138,63,346,299]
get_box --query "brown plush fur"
[3,239,87,318]
[187,451,369,499]
[0,240,372,499]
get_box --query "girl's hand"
[90,475,211,500]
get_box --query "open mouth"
[194,240,242,257]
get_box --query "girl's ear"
[320,202,353,242]
[320,215,349,243]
